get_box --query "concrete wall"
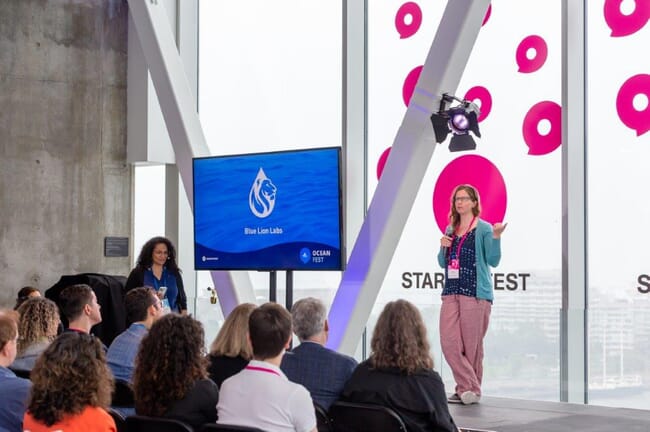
[0,0,131,307]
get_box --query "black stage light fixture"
[430,93,481,152]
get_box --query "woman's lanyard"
[450,216,476,259]
[245,365,280,376]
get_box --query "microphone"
[442,226,454,253]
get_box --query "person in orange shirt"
[23,332,116,432]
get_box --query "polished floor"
[449,396,650,432]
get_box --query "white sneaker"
[460,391,481,405]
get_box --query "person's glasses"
[454,196,473,202]
[153,300,163,310]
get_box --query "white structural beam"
[561,0,587,403]
[328,0,491,354]
[127,0,256,313]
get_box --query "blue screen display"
[193,147,344,270]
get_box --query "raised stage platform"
[449,396,650,432]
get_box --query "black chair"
[126,415,193,432]
[329,401,407,432]
[112,379,135,407]
[199,424,266,432]
[314,402,333,432]
[9,368,31,379]
[107,408,127,432]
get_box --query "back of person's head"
[370,299,433,374]
[124,287,158,324]
[59,284,94,321]
[210,303,255,359]
[15,286,41,310]
[28,332,113,426]
[248,302,292,360]
[16,297,60,353]
[291,297,327,341]
[133,313,207,417]
[0,309,19,354]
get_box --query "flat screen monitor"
[193,147,344,271]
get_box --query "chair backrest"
[106,408,127,432]
[329,401,407,432]
[199,424,266,432]
[126,415,194,432]
[9,368,31,380]
[112,379,135,407]
[314,402,333,432]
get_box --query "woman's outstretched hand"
[493,222,508,239]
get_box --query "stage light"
[430,94,481,152]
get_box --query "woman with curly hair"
[11,297,60,371]
[125,236,187,313]
[23,332,116,431]
[133,314,218,429]
[340,300,458,432]
[207,303,255,388]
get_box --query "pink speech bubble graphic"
[464,86,492,122]
[604,0,650,37]
[516,35,548,73]
[376,147,392,180]
[522,101,562,155]
[617,74,650,136]
[483,3,492,26]
[402,65,423,107]
[432,155,507,234]
[395,2,423,39]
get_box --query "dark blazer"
[207,354,248,388]
[281,341,357,410]
[340,360,457,432]
[164,378,219,430]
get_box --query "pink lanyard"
[451,216,476,259]
[245,365,281,376]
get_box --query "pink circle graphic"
[522,101,562,155]
[395,2,423,39]
[376,147,392,180]
[463,86,492,122]
[604,0,650,37]
[616,74,650,136]
[482,3,492,26]
[432,155,507,234]
[516,35,548,73]
[402,65,423,107]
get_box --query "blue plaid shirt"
[107,323,148,383]
[0,366,31,432]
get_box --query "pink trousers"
[439,294,491,396]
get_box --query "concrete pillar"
[0,0,131,305]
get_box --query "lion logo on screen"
[249,168,277,218]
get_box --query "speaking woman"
[438,184,506,405]
[126,236,187,314]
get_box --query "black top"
[340,360,457,432]
[164,378,219,430]
[207,354,249,388]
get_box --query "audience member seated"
[339,300,458,432]
[0,310,32,432]
[23,332,116,432]
[281,297,357,410]
[11,297,60,372]
[207,303,255,388]
[13,286,41,310]
[133,314,218,430]
[107,287,162,383]
[59,284,103,335]
[218,303,317,432]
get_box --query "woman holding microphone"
[438,184,506,405]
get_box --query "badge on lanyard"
[447,258,460,279]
